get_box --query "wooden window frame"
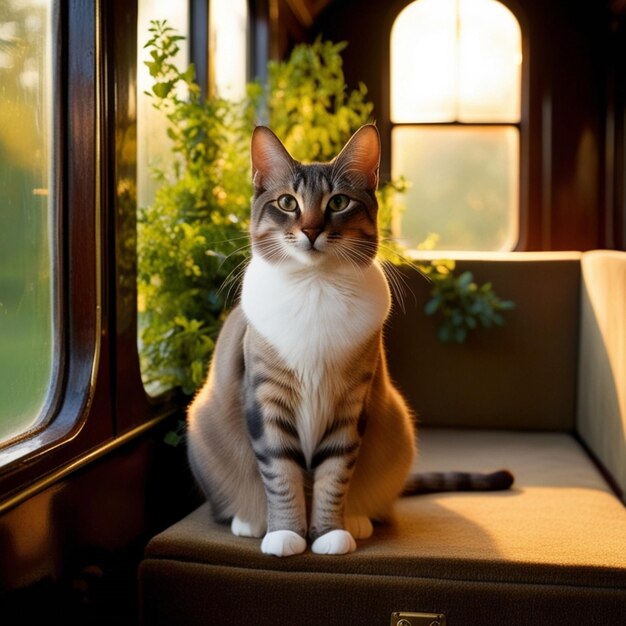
[0,0,184,513]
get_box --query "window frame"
[386,0,530,251]
[0,0,185,511]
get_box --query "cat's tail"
[402,469,514,496]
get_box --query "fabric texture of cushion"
[140,429,626,625]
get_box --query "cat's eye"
[327,194,350,212]
[277,194,298,212]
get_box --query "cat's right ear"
[251,126,294,192]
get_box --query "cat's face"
[249,125,381,270]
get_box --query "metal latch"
[390,612,446,626]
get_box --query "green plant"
[414,235,515,343]
[426,268,516,343]
[138,21,259,394]
[266,38,374,162]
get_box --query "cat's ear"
[332,124,380,190]
[251,126,295,191]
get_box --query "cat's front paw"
[311,529,357,555]
[231,515,266,538]
[261,530,307,557]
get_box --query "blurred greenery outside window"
[391,0,522,251]
[0,0,55,444]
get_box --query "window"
[209,0,248,100]
[390,0,522,250]
[0,0,55,444]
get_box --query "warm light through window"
[392,125,519,250]
[209,0,248,100]
[137,1,189,210]
[390,0,522,251]
[391,0,521,123]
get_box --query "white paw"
[345,515,373,539]
[311,529,356,555]
[261,530,307,557]
[231,515,265,538]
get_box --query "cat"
[187,124,513,557]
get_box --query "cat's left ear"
[332,124,381,190]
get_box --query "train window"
[390,0,522,250]
[0,0,55,444]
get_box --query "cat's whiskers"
[218,256,251,307]
[380,261,414,313]
[216,240,252,270]
[331,241,366,278]
[255,236,293,267]
[342,238,416,313]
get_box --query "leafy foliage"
[266,38,374,162]
[413,235,515,343]
[138,21,259,394]
[426,269,516,343]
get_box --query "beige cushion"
[578,250,626,497]
[139,429,626,625]
[385,252,582,430]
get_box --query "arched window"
[390,0,522,250]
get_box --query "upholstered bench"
[139,251,626,626]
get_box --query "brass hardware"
[391,612,446,626]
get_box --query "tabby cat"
[187,124,512,557]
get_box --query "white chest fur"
[241,256,390,459]
[241,256,390,371]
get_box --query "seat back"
[578,250,626,498]
[385,252,582,431]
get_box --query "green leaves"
[138,21,256,394]
[421,262,516,344]
[266,37,374,162]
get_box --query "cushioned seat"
[139,252,626,625]
[140,429,626,625]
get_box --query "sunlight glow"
[391,0,522,123]
[209,0,248,100]
[392,125,519,250]
[137,0,189,209]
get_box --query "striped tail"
[402,470,514,496]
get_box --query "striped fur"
[187,125,511,557]
[403,470,515,495]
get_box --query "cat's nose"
[302,228,322,244]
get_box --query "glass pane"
[392,126,519,251]
[210,0,248,100]
[137,0,189,210]
[0,0,54,443]
[458,0,521,122]
[137,1,190,396]
[391,0,456,123]
[390,0,522,123]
